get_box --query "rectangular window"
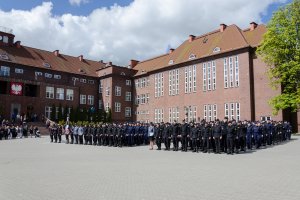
[115,102,121,112]
[203,63,206,91]
[80,79,86,83]
[80,95,86,104]
[224,58,228,88]
[169,107,172,123]
[54,75,61,79]
[229,57,234,87]
[125,107,131,117]
[46,86,54,99]
[125,92,131,101]
[207,62,211,91]
[169,71,172,96]
[154,74,158,97]
[35,71,43,76]
[236,103,240,121]
[141,94,146,104]
[88,80,94,84]
[235,56,239,87]
[213,104,217,121]
[105,102,110,112]
[176,69,179,95]
[115,86,121,96]
[193,106,197,122]
[208,105,212,121]
[45,106,52,119]
[56,88,64,100]
[146,93,149,103]
[230,103,235,120]
[204,105,207,121]
[224,103,229,118]
[45,73,52,78]
[88,95,94,105]
[66,89,74,101]
[99,81,103,93]
[135,79,140,88]
[105,86,110,96]
[193,65,197,92]
[126,80,131,86]
[99,100,103,109]
[155,73,164,97]
[15,68,23,74]
[55,107,59,120]
[212,61,216,90]
[0,66,10,76]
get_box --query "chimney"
[53,50,59,57]
[130,59,139,68]
[220,23,227,32]
[15,41,21,48]
[189,35,195,42]
[169,48,175,54]
[106,61,112,67]
[99,60,103,63]
[78,55,83,62]
[250,22,258,31]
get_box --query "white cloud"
[69,0,89,6]
[0,0,287,66]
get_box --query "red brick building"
[0,23,299,132]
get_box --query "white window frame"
[80,79,86,83]
[213,104,217,121]
[115,102,121,113]
[105,86,110,96]
[235,56,239,87]
[236,102,240,121]
[193,65,197,92]
[99,81,103,93]
[66,89,74,101]
[105,102,110,112]
[46,86,54,99]
[45,106,52,119]
[88,95,94,105]
[224,103,229,119]
[56,88,64,100]
[203,63,206,91]
[229,57,234,88]
[88,80,94,84]
[125,92,131,101]
[208,105,212,122]
[207,62,211,91]
[126,80,131,86]
[204,105,207,121]
[125,107,131,117]
[80,95,86,104]
[212,61,216,90]
[115,86,121,96]
[230,103,235,120]
[54,74,61,79]
[15,68,23,74]
[224,58,228,88]
[45,73,52,78]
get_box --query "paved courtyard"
[0,136,300,200]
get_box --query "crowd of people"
[48,117,293,154]
[0,119,41,140]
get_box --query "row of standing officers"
[49,118,292,154]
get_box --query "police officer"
[181,120,189,152]
[213,120,222,154]
[227,121,235,154]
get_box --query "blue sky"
[0,0,293,65]
[0,0,292,23]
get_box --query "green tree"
[107,108,112,123]
[257,0,300,114]
[50,104,56,121]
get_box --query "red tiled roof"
[133,24,266,76]
[0,45,106,77]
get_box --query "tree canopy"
[257,0,300,114]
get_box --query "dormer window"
[43,62,51,68]
[120,72,126,76]
[78,68,86,74]
[168,60,174,65]
[189,54,196,60]
[3,36,8,43]
[213,47,221,53]
[0,53,9,60]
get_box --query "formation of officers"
[49,117,292,154]
[0,120,41,140]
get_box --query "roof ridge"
[232,24,250,46]
[137,53,169,64]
